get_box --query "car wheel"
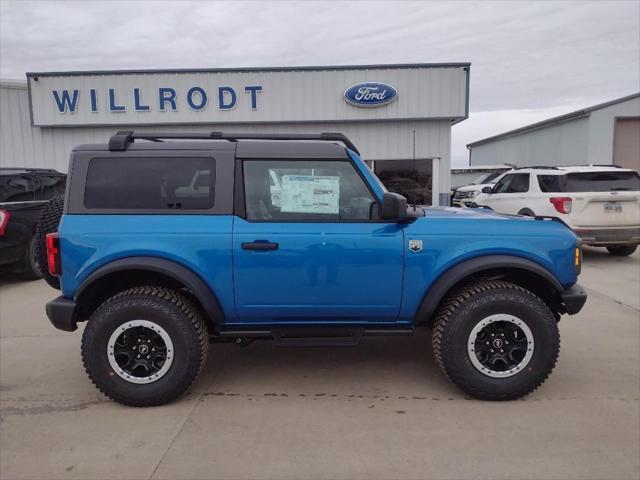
[432,280,559,400]
[81,286,209,407]
[518,208,535,217]
[34,194,64,289]
[606,245,637,257]
[20,234,43,280]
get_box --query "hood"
[456,183,493,192]
[414,206,577,240]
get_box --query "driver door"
[232,158,405,324]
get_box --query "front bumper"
[560,284,587,315]
[452,199,474,208]
[45,296,78,332]
[574,227,640,246]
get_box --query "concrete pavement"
[0,246,638,480]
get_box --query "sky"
[1,0,639,166]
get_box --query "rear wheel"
[432,280,559,400]
[20,235,43,280]
[81,286,209,407]
[34,195,64,289]
[518,208,535,217]
[606,245,637,256]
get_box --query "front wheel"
[81,286,209,407]
[432,280,559,400]
[606,245,637,257]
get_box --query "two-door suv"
[44,131,586,406]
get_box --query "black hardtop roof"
[73,139,351,159]
[74,131,356,159]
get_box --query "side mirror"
[381,192,408,221]
[481,186,492,194]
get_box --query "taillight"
[0,209,9,236]
[46,232,61,276]
[549,197,572,214]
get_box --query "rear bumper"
[45,296,78,332]
[574,226,640,246]
[560,284,587,315]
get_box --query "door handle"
[241,241,279,251]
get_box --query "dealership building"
[0,63,470,206]
[467,93,640,171]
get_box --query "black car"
[0,168,66,278]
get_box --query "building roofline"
[0,79,27,88]
[26,62,471,78]
[466,92,640,148]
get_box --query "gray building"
[0,63,470,206]
[467,93,640,171]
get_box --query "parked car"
[0,168,66,277]
[474,166,640,256]
[452,170,508,207]
[44,131,585,406]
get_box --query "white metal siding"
[469,96,640,168]
[586,96,640,164]
[2,84,452,189]
[470,117,589,167]
[29,66,468,126]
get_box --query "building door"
[614,118,640,171]
[372,159,433,205]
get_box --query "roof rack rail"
[108,131,360,155]
[514,166,559,170]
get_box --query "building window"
[373,159,433,205]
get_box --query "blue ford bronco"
[43,131,586,406]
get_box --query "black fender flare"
[414,255,564,324]
[75,256,225,324]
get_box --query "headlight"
[469,190,479,198]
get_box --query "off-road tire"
[34,194,64,289]
[20,234,43,280]
[81,286,209,407]
[606,245,637,257]
[432,280,559,400]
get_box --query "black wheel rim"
[107,321,174,384]
[468,314,534,378]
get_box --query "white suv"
[474,166,640,256]
[452,170,507,208]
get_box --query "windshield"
[471,171,501,185]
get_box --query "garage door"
[614,117,640,171]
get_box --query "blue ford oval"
[344,82,397,107]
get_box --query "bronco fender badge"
[409,240,422,252]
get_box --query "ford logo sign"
[344,82,397,107]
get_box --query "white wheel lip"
[107,320,174,385]
[467,313,535,379]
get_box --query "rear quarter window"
[84,157,215,210]
[538,171,640,192]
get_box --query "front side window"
[494,174,529,193]
[84,157,215,210]
[243,160,376,221]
